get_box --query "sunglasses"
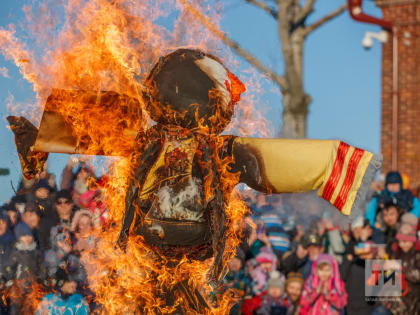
[56,200,71,205]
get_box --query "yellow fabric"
[234,137,339,193]
[234,137,373,215]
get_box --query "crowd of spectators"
[0,154,419,314]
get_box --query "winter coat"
[251,250,278,294]
[0,230,15,281]
[242,293,293,315]
[386,247,420,315]
[7,242,44,282]
[280,251,307,277]
[299,254,347,315]
[44,226,86,284]
[340,256,375,315]
[36,292,89,315]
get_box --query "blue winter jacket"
[36,293,88,315]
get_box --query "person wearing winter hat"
[8,222,44,315]
[38,189,76,250]
[242,271,289,315]
[36,267,89,315]
[257,271,288,315]
[385,223,420,315]
[285,272,304,313]
[365,171,420,227]
[251,249,278,294]
[299,254,347,315]
[21,202,42,248]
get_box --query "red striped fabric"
[333,148,365,210]
[322,142,350,201]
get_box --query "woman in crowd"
[299,254,347,315]
[385,223,420,315]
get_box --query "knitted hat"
[267,271,285,290]
[286,272,304,287]
[351,215,364,231]
[35,179,51,191]
[55,190,73,202]
[400,213,418,228]
[396,223,417,242]
[14,222,33,239]
[385,171,402,186]
[256,251,274,264]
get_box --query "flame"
[1,0,274,313]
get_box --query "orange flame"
[1,0,275,313]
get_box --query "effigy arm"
[233,137,381,215]
[8,89,142,179]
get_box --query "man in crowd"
[21,202,42,248]
[366,171,420,227]
[39,190,76,250]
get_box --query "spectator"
[285,272,304,314]
[44,226,86,285]
[301,233,324,280]
[242,271,289,315]
[381,202,402,253]
[256,271,289,315]
[0,211,15,287]
[2,202,19,230]
[250,249,278,294]
[71,210,99,253]
[385,224,420,315]
[61,159,95,204]
[299,254,347,315]
[39,190,76,250]
[341,239,378,315]
[280,238,308,277]
[248,221,272,258]
[366,171,420,227]
[261,214,291,256]
[79,189,108,225]
[36,268,89,315]
[8,222,44,315]
[222,252,251,314]
[21,202,42,247]
[30,179,54,213]
[318,215,345,264]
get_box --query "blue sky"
[0,0,383,203]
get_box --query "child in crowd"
[36,268,89,315]
[44,226,86,285]
[242,271,289,315]
[285,272,304,314]
[222,253,251,315]
[71,210,99,253]
[250,249,278,294]
[385,223,420,315]
[299,254,347,315]
[8,222,44,315]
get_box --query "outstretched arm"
[232,138,381,215]
[8,89,142,179]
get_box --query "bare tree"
[181,0,347,138]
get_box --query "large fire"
[0,0,272,314]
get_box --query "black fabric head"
[144,48,245,134]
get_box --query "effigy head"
[144,48,245,134]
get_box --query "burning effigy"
[2,1,380,314]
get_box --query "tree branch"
[304,4,348,36]
[245,0,278,19]
[179,0,287,91]
[294,0,316,23]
